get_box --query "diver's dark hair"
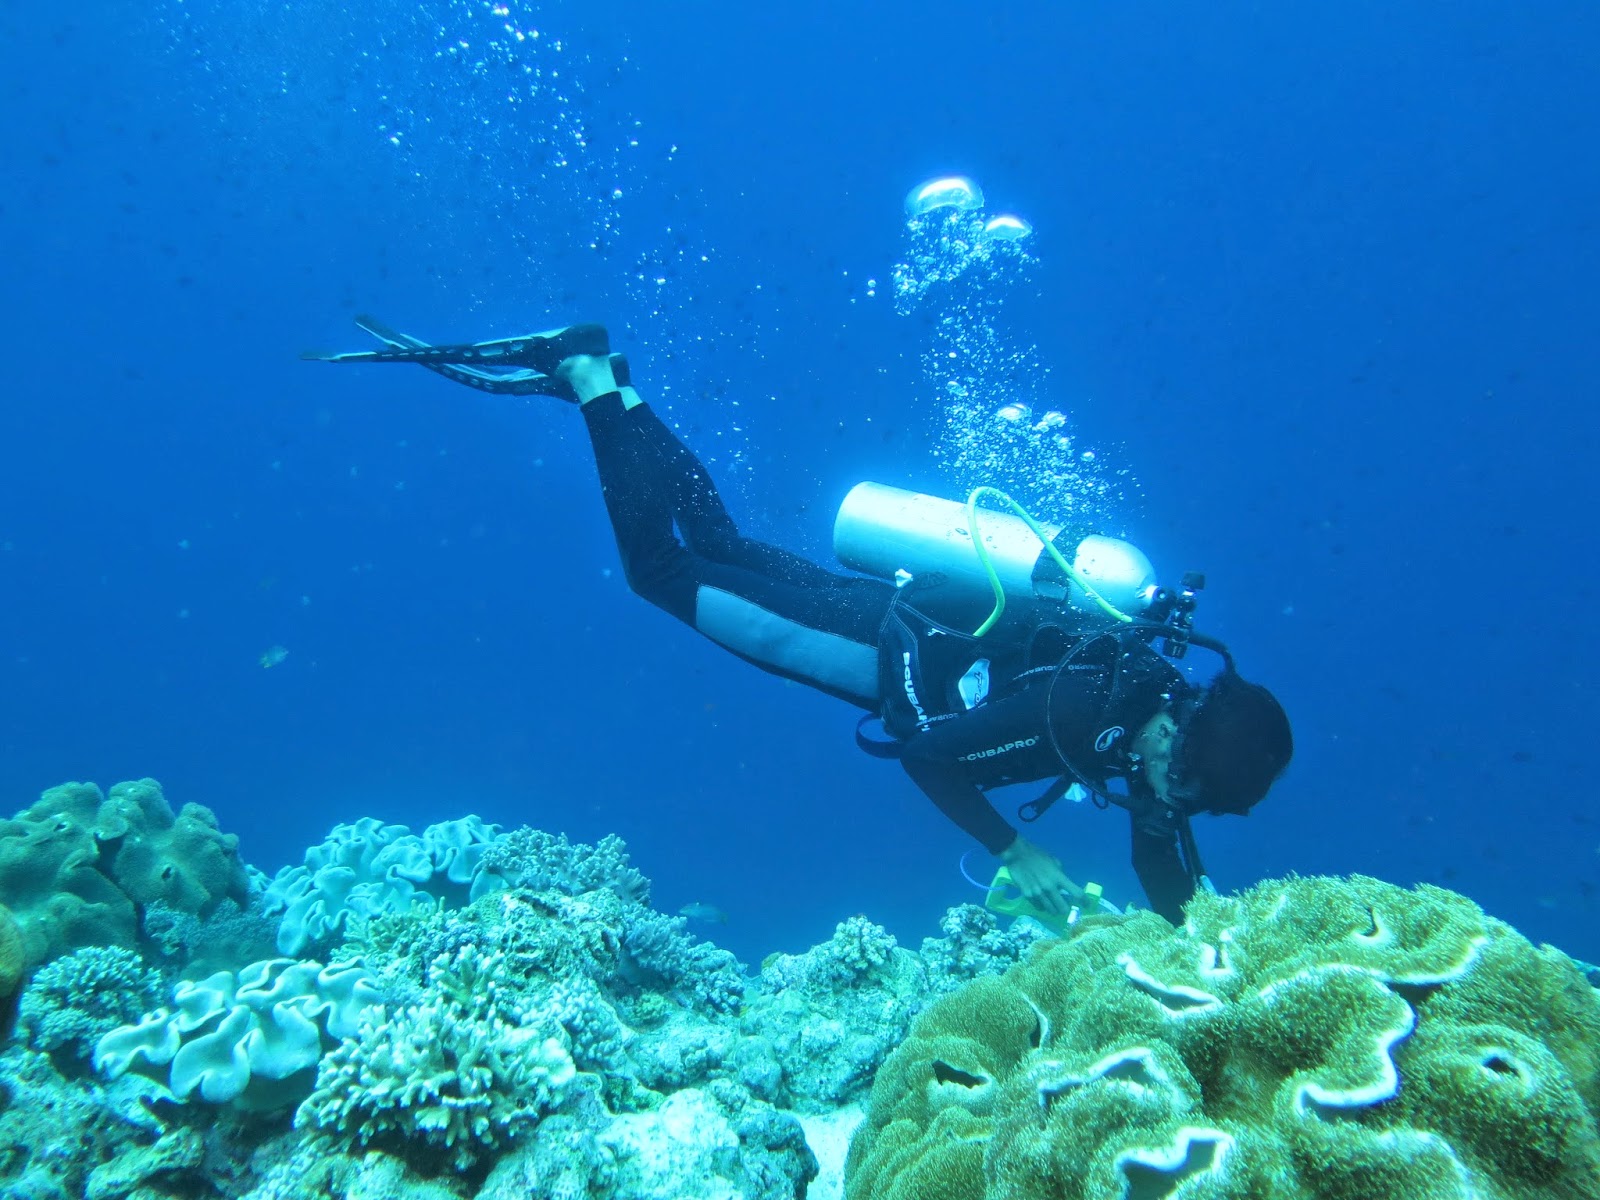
[1171,672,1292,816]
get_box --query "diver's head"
[1168,672,1293,816]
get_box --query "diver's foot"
[511,323,610,373]
[559,352,633,405]
[556,355,643,412]
[530,354,632,404]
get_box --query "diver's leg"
[576,386,889,709]
[563,354,853,588]
[634,405,858,588]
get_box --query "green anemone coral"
[846,874,1600,1200]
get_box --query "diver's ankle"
[557,353,617,404]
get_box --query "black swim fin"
[303,316,600,399]
[305,321,607,370]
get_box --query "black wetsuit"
[583,392,1201,920]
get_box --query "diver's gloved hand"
[998,837,1075,917]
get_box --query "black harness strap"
[1176,812,1209,886]
[1017,774,1076,823]
[855,713,904,759]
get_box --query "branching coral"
[18,945,164,1059]
[296,945,577,1171]
[478,828,649,906]
[920,902,1047,993]
[619,908,745,1015]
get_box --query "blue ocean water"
[1,0,1596,973]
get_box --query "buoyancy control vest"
[862,584,1217,897]
[871,587,1188,800]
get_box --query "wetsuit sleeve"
[1130,821,1195,924]
[896,690,1052,855]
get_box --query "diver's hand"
[998,837,1074,916]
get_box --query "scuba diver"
[304,319,1293,925]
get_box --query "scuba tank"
[834,482,1163,638]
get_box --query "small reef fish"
[259,645,289,669]
[678,901,728,924]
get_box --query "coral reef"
[239,1135,470,1200]
[103,778,252,916]
[0,1045,175,1199]
[617,906,746,1014]
[85,1126,203,1200]
[477,1081,817,1200]
[478,827,650,905]
[22,786,1592,1200]
[53,811,1067,1195]
[846,873,1600,1200]
[918,902,1048,995]
[0,779,250,968]
[0,903,23,1002]
[0,791,1024,1199]
[737,917,934,1112]
[141,896,281,979]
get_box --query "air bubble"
[904,176,985,218]
[983,214,1033,241]
[892,175,1133,528]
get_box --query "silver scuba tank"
[833,482,1159,634]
